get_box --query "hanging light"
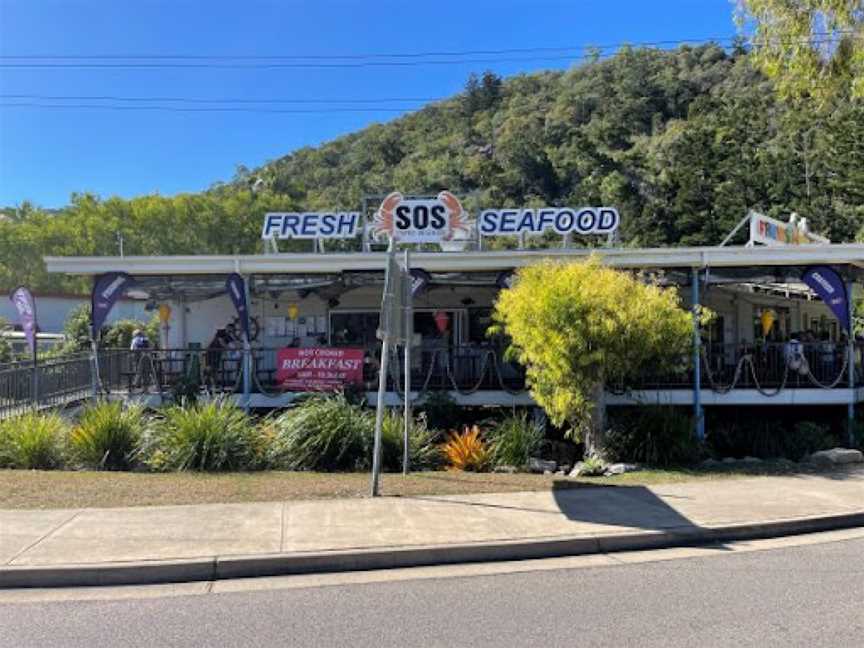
[760,309,776,337]
[157,304,172,325]
[287,303,299,321]
[434,310,450,334]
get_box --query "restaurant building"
[43,196,864,432]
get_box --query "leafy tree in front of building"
[491,257,700,456]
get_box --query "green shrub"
[787,421,834,461]
[69,401,145,470]
[139,400,258,471]
[380,411,442,471]
[269,395,442,472]
[605,407,700,466]
[268,393,375,471]
[419,391,462,432]
[0,412,67,469]
[485,412,544,469]
[708,419,835,461]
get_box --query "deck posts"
[692,267,705,441]
[847,278,856,445]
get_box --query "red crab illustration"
[372,191,403,238]
[437,190,472,241]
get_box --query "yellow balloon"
[760,310,775,337]
[287,303,299,321]
[157,304,172,324]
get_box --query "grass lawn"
[0,461,830,510]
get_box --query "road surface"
[2,532,863,647]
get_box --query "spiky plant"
[441,425,491,472]
[0,412,67,469]
[69,401,144,470]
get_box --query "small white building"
[0,292,149,334]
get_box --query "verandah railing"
[1,342,861,417]
[0,350,130,419]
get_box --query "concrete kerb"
[3,510,864,589]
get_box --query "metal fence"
[0,350,130,419]
[2,341,861,418]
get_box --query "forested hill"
[2,44,863,293]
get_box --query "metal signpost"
[402,248,412,476]
[370,242,406,496]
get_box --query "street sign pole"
[371,242,398,497]
[403,248,412,475]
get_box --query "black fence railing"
[617,342,864,392]
[0,350,130,419]
[1,341,861,417]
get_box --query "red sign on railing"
[275,347,365,391]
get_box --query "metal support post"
[90,339,102,400]
[371,242,396,497]
[403,248,412,475]
[31,345,39,411]
[692,268,705,441]
[847,279,856,445]
[242,276,253,413]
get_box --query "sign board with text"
[275,347,364,391]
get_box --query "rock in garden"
[722,457,737,464]
[808,448,864,466]
[569,462,586,477]
[528,458,557,473]
[604,463,640,476]
[493,465,518,474]
[740,456,762,464]
[700,458,723,468]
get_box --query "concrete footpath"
[2,468,863,588]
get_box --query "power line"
[0,36,741,61]
[0,53,607,69]
[0,102,423,114]
[0,35,854,69]
[0,93,441,105]
[0,31,856,64]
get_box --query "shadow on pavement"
[550,481,699,531]
[401,481,703,533]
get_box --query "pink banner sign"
[276,347,365,391]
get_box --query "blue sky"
[0,0,737,207]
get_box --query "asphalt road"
[2,535,864,648]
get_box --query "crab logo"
[372,191,473,243]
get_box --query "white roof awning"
[45,243,864,277]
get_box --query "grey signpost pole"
[371,242,397,497]
[403,248,412,475]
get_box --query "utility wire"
[0,35,855,69]
[0,37,741,61]
[0,31,856,64]
[0,29,856,61]
[0,102,422,113]
[0,93,440,104]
